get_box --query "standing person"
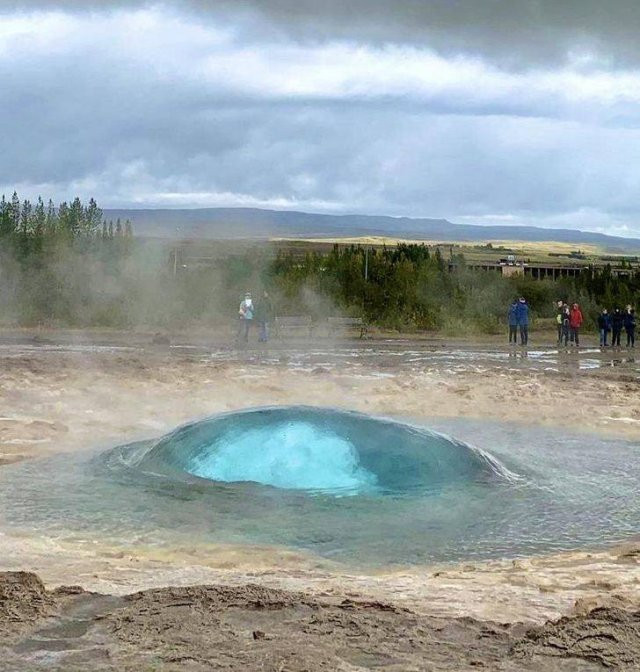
[255,290,274,343]
[561,305,571,347]
[555,300,564,344]
[508,299,518,345]
[597,308,611,347]
[237,292,254,344]
[611,308,624,348]
[569,303,583,347]
[516,297,529,346]
[624,308,636,348]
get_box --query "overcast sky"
[2,1,640,234]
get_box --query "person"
[508,299,518,345]
[611,308,624,348]
[560,304,570,347]
[555,300,564,344]
[569,303,583,346]
[237,292,254,343]
[597,308,611,347]
[515,297,529,346]
[255,290,274,343]
[624,308,636,348]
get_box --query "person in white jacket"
[237,292,254,343]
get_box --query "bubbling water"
[0,409,637,567]
[126,406,511,496]
[188,422,377,492]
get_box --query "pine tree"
[33,197,45,237]
[68,197,84,237]
[20,199,32,236]
[10,191,20,230]
[58,202,70,238]
[84,198,102,236]
[0,195,13,237]
[45,199,56,236]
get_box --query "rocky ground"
[2,571,639,671]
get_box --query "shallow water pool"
[0,407,638,567]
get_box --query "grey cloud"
[222,0,640,66]
[7,1,640,66]
[3,1,640,234]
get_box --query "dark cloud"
[2,2,640,234]
[7,1,640,66]
[225,0,640,67]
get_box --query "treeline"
[0,193,137,326]
[574,263,640,312]
[1,202,638,332]
[0,192,132,256]
[265,244,639,332]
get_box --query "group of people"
[596,306,636,348]
[237,291,275,343]
[554,301,585,347]
[508,298,636,348]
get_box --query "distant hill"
[104,207,640,252]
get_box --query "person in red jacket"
[569,302,584,346]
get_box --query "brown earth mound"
[2,572,639,670]
[513,606,640,668]
[0,572,57,640]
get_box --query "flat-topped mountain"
[104,207,640,252]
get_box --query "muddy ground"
[1,328,639,469]
[1,329,639,670]
[2,571,639,671]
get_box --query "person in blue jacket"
[515,297,529,346]
[507,299,518,344]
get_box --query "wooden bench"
[326,316,368,338]
[274,315,313,339]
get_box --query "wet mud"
[1,330,639,669]
[3,571,638,671]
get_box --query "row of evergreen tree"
[268,243,639,330]
[0,192,132,249]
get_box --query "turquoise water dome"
[131,406,511,495]
[0,407,637,566]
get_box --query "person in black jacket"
[255,290,275,343]
[624,308,636,348]
[555,300,564,344]
[560,305,570,347]
[508,300,518,344]
[597,309,611,347]
[611,308,624,348]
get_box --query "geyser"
[129,406,509,495]
[187,422,377,493]
[1,409,637,566]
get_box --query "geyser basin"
[131,407,509,496]
[0,408,638,567]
